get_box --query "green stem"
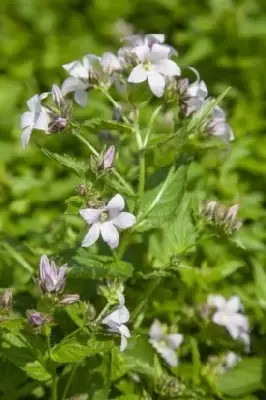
[138,154,145,198]
[62,364,78,400]
[73,130,135,196]
[99,87,130,124]
[51,375,57,400]
[95,302,112,323]
[143,105,162,147]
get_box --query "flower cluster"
[20,33,234,148]
[202,201,242,235]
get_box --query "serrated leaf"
[40,147,86,176]
[136,165,187,232]
[22,360,52,381]
[51,334,114,363]
[69,249,133,279]
[84,118,132,134]
[217,358,263,397]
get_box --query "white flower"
[79,194,136,249]
[61,54,100,107]
[128,43,181,97]
[220,351,241,374]
[20,93,51,148]
[207,105,234,142]
[208,295,250,347]
[101,52,122,75]
[149,319,183,367]
[102,293,130,351]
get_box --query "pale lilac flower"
[101,52,122,75]
[79,194,136,249]
[102,293,130,351]
[208,295,250,347]
[177,69,208,116]
[61,54,100,107]
[20,93,51,148]
[27,311,45,326]
[207,105,234,142]
[39,255,67,293]
[220,351,241,373]
[121,33,177,55]
[128,43,181,97]
[149,319,184,367]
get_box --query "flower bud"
[202,201,242,235]
[27,310,46,327]
[39,255,67,294]
[102,145,115,169]
[60,294,80,305]
[0,289,12,308]
[87,302,96,320]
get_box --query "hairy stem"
[62,364,78,400]
[138,154,145,198]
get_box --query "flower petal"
[55,266,67,292]
[119,324,130,338]
[74,89,88,107]
[147,70,165,97]
[128,64,148,83]
[225,321,239,340]
[166,334,184,349]
[133,44,150,62]
[63,60,88,79]
[151,340,178,367]
[120,334,128,352]
[61,77,88,95]
[107,194,125,216]
[149,319,163,341]
[149,43,170,61]
[27,95,40,112]
[112,212,136,229]
[119,305,130,324]
[79,208,103,224]
[207,294,226,310]
[20,112,34,129]
[100,222,119,249]
[34,110,50,131]
[225,296,241,313]
[153,59,181,77]
[81,223,101,247]
[40,255,50,281]
[21,126,32,149]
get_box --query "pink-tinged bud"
[27,310,46,327]
[60,294,80,305]
[102,145,115,169]
[0,289,12,308]
[39,255,67,294]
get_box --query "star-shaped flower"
[79,194,136,249]
[149,319,184,367]
[207,105,235,142]
[128,43,181,97]
[61,54,100,107]
[208,295,249,347]
[102,293,130,351]
[20,93,51,148]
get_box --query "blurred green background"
[0,0,266,296]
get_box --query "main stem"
[51,375,57,400]
[138,154,145,198]
[62,364,78,400]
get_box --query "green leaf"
[40,147,86,176]
[69,249,133,279]
[22,360,52,381]
[84,118,132,134]
[51,334,114,363]
[136,165,187,232]
[253,259,266,308]
[217,358,264,397]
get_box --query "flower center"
[100,211,109,223]
[143,60,152,71]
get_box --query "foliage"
[0,0,266,399]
